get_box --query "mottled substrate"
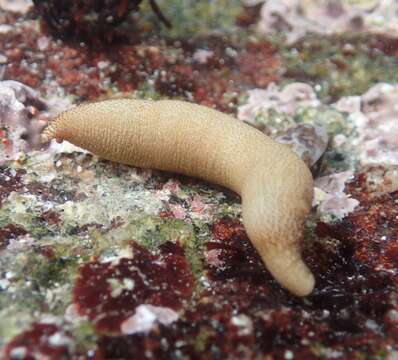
[2,161,398,359]
[0,1,273,113]
[278,34,398,102]
[1,2,398,360]
[257,0,398,44]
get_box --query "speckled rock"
[275,123,328,168]
[238,83,331,168]
[0,80,48,163]
[314,171,359,221]
[1,1,398,359]
[341,83,398,166]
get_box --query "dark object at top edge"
[32,0,171,42]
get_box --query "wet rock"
[2,2,398,359]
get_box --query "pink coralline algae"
[355,84,398,166]
[332,83,398,167]
[238,83,328,167]
[73,241,194,334]
[332,169,398,276]
[121,304,179,335]
[257,0,398,44]
[238,82,320,121]
[315,171,360,220]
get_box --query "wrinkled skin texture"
[41,99,315,296]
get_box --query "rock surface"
[0,1,398,359]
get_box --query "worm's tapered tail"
[41,99,315,296]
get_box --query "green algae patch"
[26,253,77,290]
[296,106,349,135]
[0,248,77,344]
[68,320,97,356]
[295,106,359,173]
[0,306,37,347]
[141,0,243,38]
[134,80,165,101]
[246,103,358,173]
[194,329,213,353]
[5,250,77,309]
[0,193,54,238]
[279,34,398,102]
[107,214,205,282]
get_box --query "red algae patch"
[318,168,398,281]
[0,223,28,249]
[207,217,275,289]
[0,168,25,208]
[372,36,398,57]
[306,168,398,352]
[3,323,72,360]
[0,7,279,110]
[205,218,293,313]
[156,39,279,112]
[73,241,194,334]
[76,206,398,359]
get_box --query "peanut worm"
[41,99,315,296]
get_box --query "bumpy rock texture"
[258,0,398,44]
[1,1,398,359]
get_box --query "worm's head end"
[40,122,58,144]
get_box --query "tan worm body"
[41,99,315,296]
